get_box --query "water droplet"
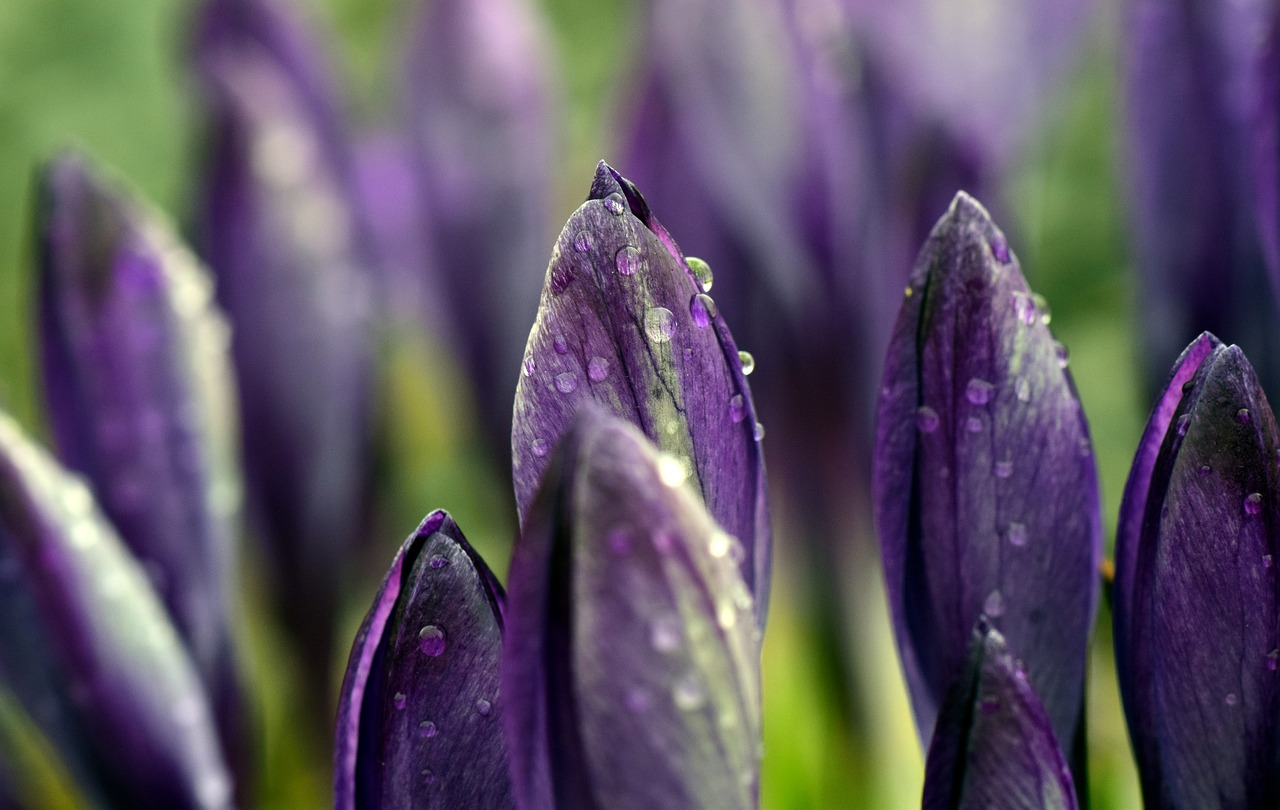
[531,438,549,458]
[1176,414,1191,436]
[422,770,437,784]
[418,625,446,657]
[652,530,676,554]
[1266,554,1275,569]
[587,356,610,381]
[966,416,983,433]
[686,256,714,292]
[1225,693,1238,706]
[553,335,569,355]
[419,720,438,738]
[645,307,676,342]
[603,192,626,215]
[475,699,492,716]
[549,263,574,294]
[1054,341,1069,368]
[555,372,578,394]
[650,617,682,652]
[979,694,1001,715]
[608,529,631,555]
[626,688,652,713]
[1199,464,1212,476]
[990,235,1010,263]
[995,460,1013,478]
[429,555,449,569]
[917,406,940,433]
[1016,379,1031,402]
[1182,379,1196,395]
[1237,408,1252,424]
[1245,492,1264,516]
[615,245,642,276]
[690,293,717,328]
[753,422,766,441]
[966,378,995,405]
[394,692,407,710]
[709,532,732,558]
[983,590,1005,617]
[522,356,535,377]
[738,351,755,375]
[1012,292,1036,325]
[717,603,737,629]
[658,455,689,486]
[1007,523,1028,547]
[1268,650,1279,671]
[573,230,594,253]
[673,674,706,711]
[729,394,746,423]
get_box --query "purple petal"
[335,511,509,809]
[193,0,375,688]
[512,162,770,626]
[504,408,761,809]
[401,0,559,452]
[1114,340,1280,806]
[874,192,1102,756]
[0,413,232,809]
[923,622,1077,810]
[35,153,245,767]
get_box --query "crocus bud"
[193,0,375,690]
[512,162,769,626]
[922,621,1077,810]
[334,511,509,809]
[0,411,232,809]
[874,192,1102,761]
[36,153,243,763]
[1114,333,1280,807]
[504,408,760,810]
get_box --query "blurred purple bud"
[504,409,761,809]
[335,511,509,809]
[512,162,769,626]
[1114,334,1280,807]
[0,412,232,809]
[874,193,1101,762]
[922,621,1078,810]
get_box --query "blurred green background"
[0,0,1146,807]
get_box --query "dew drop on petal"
[1007,523,1028,547]
[522,356,535,377]
[995,460,1013,479]
[1012,292,1036,325]
[729,394,746,423]
[1176,414,1191,436]
[419,720,438,738]
[531,438,548,458]
[1265,554,1274,569]
[738,350,755,375]
[573,230,594,253]
[615,245,642,276]
[673,674,707,711]
[686,256,714,292]
[418,625,446,657]
[1245,492,1264,516]
[709,531,732,558]
[1054,341,1069,368]
[475,699,492,716]
[553,335,569,355]
[1033,293,1052,325]
[555,372,578,394]
[966,378,995,405]
[587,356,610,381]
[650,617,682,652]
[1199,464,1212,476]
[979,694,1001,715]
[393,692,407,710]
[1225,693,1238,706]
[990,235,1010,263]
[1016,378,1031,402]
[603,192,626,215]
[429,555,449,569]
[983,590,1005,617]
[916,405,940,433]
[690,293,717,328]
[966,416,983,433]
[753,422,766,441]
[1237,408,1252,424]
[645,307,676,342]
[658,455,689,486]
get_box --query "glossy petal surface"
[1115,339,1280,807]
[504,409,760,810]
[36,154,243,755]
[874,192,1101,754]
[923,623,1077,810]
[335,511,509,809]
[512,163,769,625]
[0,412,231,809]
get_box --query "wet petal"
[35,153,244,763]
[335,511,509,809]
[512,162,770,625]
[504,408,760,810]
[874,192,1102,757]
[923,622,1077,810]
[1115,339,1280,806]
[0,412,232,809]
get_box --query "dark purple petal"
[193,0,375,691]
[512,162,770,626]
[874,192,1102,757]
[923,622,1077,810]
[1114,340,1280,807]
[0,413,232,809]
[335,511,509,809]
[504,409,760,810]
[35,153,245,768]
[402,0,558,454]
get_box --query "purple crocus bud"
[334,510,509,809]
[0,411,232,809]
[511,162,769,627]
[192,0,374,691]
[504,408,761,809]
[402,0,558,454]
[922,621,1078,810]
[1114,333,1280,807]
[874,193,1102,761]
[1126,0,1280,396]
[36,153,244,768]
